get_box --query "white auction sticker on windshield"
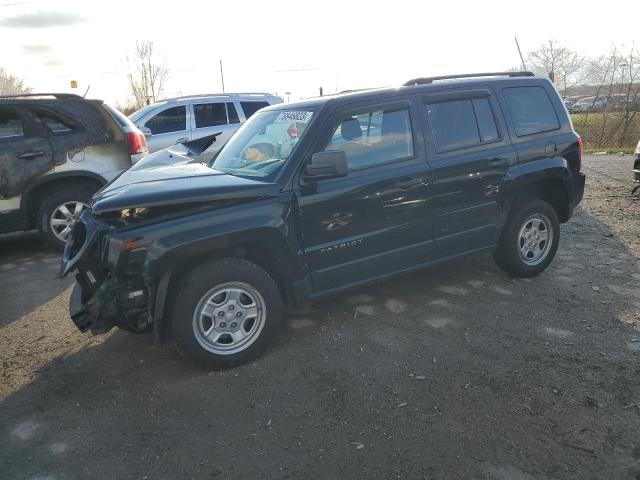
[275,111,313,123]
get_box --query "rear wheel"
[493,199,560,277]
[170,258,283,368]
[37,188,93,250]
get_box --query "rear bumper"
[572,171,586,207]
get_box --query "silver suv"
[129,93,283,153]
[0,94,147,249]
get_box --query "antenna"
[515,37,527,71]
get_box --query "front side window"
[323,107,414,171]
[145,106,186,134]
[194,102,227,128]
[0,108,24,141]
[211,109,314,178]
[503,86,560,136]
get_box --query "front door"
[142,105,191,152]
[420,88,516,258]
[191,101,239,155]
[296,98,433,294]
[0,106,53,204]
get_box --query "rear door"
[296,97,433,294]
[142,105,191,152]
[191,101,240,149]
[0,106,53,203]
[420,88,517,258]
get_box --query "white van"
[129,93,283,153]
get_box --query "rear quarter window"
[503,86,560,136]
[241,101,270,119]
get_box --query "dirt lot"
[1,154,640,480]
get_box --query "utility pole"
[219,60,225,93]
[515,37,527,71]
[319,86,323,97]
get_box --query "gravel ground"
[1,154,640,480]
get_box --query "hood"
[91,162,279,214]
[129,132,221,169]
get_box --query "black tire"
[170,257,283,369]
[493,199,560,278]
[37,187,94,250]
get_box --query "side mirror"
[139,126,152,137]
[304,150,347,180]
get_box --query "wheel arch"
[148,227,308,342]
[501,159,573,223]
[21,171,107,228]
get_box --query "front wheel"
[493,199,560,277]
[37,188,93,250]
[170,258,283,368]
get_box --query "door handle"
[177,138,189,144]
[488,157,508,168]
[18,150,45,159]
[396,177,423,190]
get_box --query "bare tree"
[127,41,169,108]
[527,40,584,95]
[0,67,32,95]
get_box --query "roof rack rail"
[404,71,535,86]
[0,93,84,100]
[162,92,277,102]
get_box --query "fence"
[564,92,640,152]
[572,113,640,151]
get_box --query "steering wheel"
[243,158,283,171]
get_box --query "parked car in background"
[62,71,585,368]
[129,93,283,154]
[608,94,640,112]
[569,96,607,113]
[0,93,147,249]
[562,96,586,110]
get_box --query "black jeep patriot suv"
[61,72,585,368]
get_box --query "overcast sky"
[1,0,638,106]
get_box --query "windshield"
[211,109,314,178]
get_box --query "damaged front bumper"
[61,211,153,335]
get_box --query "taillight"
[126,131,148,156]
[577,135,583,171]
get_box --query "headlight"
[121,207,149,220]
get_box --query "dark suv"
[0,94,147,249]
[61,72,585,368]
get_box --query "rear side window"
[31,108,75,134]
[227,102,240,124]
[146,106,186,134]
[0,108,24,141]
[472,98,499,143]
[241,101,269,119]
[503,86,560,136]
[194,103,227,128]
[425,97,499,152]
